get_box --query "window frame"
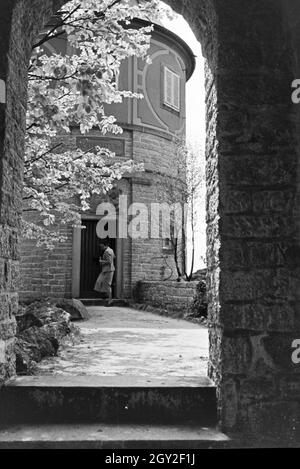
[162,66,181,112]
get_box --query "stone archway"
[0,0,300,438]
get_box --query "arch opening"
[17,0,211,392]
[0,0,299,440]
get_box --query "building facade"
[20,19,195,301]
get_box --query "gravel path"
[35,306,209,384]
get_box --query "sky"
[162,11,207,271]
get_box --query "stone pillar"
[0,1,19,382]
[0,0,60,382]
[208,0,300,438]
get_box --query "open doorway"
[79,220,117,298]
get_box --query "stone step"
[0,423,230,449]
[0,375,217,426]
[79,298,108,306]
[79,298,129,307]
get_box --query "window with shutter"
[163,67,180,112]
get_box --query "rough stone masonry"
[0,0,300,439]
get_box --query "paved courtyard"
[35,306,209,384]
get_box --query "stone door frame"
[72,215,124,299]
[0,0,299,438]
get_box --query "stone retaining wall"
[136,280,198,315]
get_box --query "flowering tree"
[24,0,171,247]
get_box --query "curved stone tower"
[20,19,195,300]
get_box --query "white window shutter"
[164,67,180,111]
[164,68,173,107]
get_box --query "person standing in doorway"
[94,239,115,303]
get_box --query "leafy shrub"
[187,280,207,318]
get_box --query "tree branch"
[24,143,63,171]
[32,5,81,50]
[28,70,78,81]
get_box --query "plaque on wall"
[76,136,125,157]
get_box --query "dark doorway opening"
[80,219,116,298]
